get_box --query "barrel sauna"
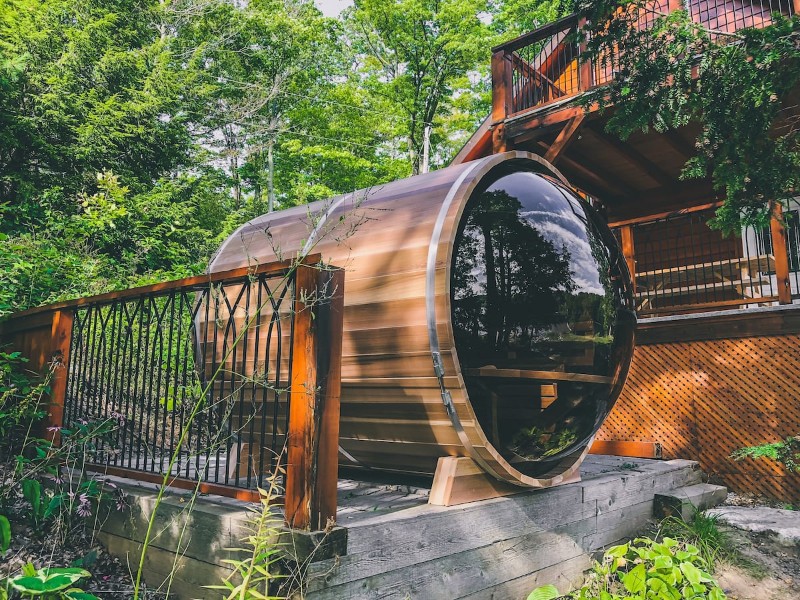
[204,151,636,487]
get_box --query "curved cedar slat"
[204,151,630,487]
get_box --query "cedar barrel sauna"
[205,151,636,488]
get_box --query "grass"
[657,509,770,581]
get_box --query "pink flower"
[76,493,92,517]
[47,426,61,433]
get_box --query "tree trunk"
[267,138,276,213]
[421,123,432,174]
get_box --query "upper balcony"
[490,0,797,123]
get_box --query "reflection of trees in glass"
[452,189,575,362]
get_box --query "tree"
[571,0,800,233]
[345,0,491,175]
[175,0,336,212]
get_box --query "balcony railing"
[0,257,344,530]
[492,0,797,119]
[611,203,799,316]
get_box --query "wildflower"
[46,426,61,433]
[76,493,92,517]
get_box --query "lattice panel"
[598,334,800,501]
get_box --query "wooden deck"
[306,456,704,599]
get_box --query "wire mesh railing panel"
[688,0,795,38]
[509,22,580,114]
[63,270,295,492]
[627,211,779,315]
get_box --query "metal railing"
[612,205,799,316]
[492,0,796,118]
[0,257,344,529]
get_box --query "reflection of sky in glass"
[488,173,605,295]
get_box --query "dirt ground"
[712,493,800,600]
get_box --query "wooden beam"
[589,440,661,459]
[506,105,586,142]
[285,265,345,530]
[491,51,512,124]
[770,203,793,305]
[536,141,625,199]
[451,116,492,164]
[47,309,73,446]
[661,130,694,159]
[544,114,585,164]
[577,17,593,91]
[620,225,637,292]
[607,201,724,228]
[584,125,674,187]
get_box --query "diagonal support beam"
[585,125,674,187]
[544,113,586,164]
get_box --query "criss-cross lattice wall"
[598,332,800,501]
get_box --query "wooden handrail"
[1,255,321,320]
[492,13,580,54]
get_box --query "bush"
[528,536,727,600]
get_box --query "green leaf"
[606,543,629,558]
[0,515,11,553]
[64,590,101,600]
[653,555,673,570]
[623,563,647,593]
[680,561,702,586]
[708,586,727,600]
[526,584,560,600]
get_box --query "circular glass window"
[451,165,635,476]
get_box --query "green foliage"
[6,564,99,599]
[659,512,727,570]
[21,479,47,528]
[0,352,48,460]
[0,514,10,554]
[530,536,727,599]
[731,435,800,472]
[527,584,561,600]
[572,1,800,233]
[206,476,286,599]
[346,0,492,174]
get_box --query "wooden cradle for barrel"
[201,151,636,488]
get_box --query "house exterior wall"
[597,305,800,501]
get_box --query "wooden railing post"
[620,224,637,293]
[47,309,74,444]
[491,50,512,153]
[577,18,593,92]
[285,263,344,530]
[770,203,792,305]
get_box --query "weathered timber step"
[305,458,702,600]
[653,483,728,522]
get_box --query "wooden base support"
[428,457,581,507]
[589,440,662,459]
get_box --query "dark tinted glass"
[451,166,635,475]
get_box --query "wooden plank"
[286,264,322,530]
[620,225,636,291]
[84,463,262,502]
[464,366,612,384]
[584,125,673,187]
[589,440,661,459]
[46,309,73,444]
[314,267,345,530]
[428,457,527,506]
[636,302,800,344]
[609,202,723,228]
[491,51,511,124]
[770,203,792,304]
[8,257,313,318]
[451,116,492,164]
[544,113,585,164]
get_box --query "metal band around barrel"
[426,155,506,480]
